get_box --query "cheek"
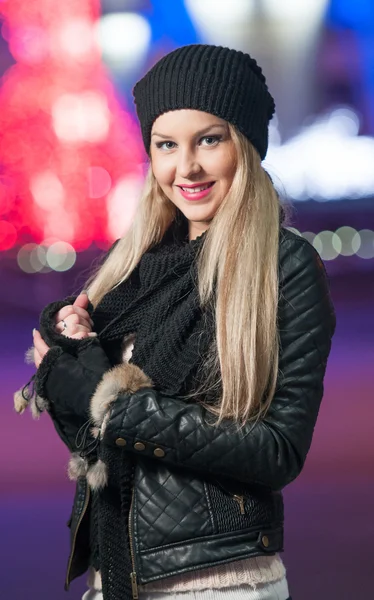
[215,160,236,190]
[151,157,174,187]
[207,145,236,181]
[225,163,237,186]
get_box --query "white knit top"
[87,554,286,595]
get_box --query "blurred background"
[0,1,373,599]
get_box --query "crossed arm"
[31,237,336,491]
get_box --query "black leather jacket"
[36,230,336,592]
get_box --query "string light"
[286,226,374,260]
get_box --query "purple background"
[2,1,374,599]
[2,235,373,600]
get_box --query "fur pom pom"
[14,389,29,414]
[24,346,36,365]
[14,385,49,419]
[90,426,100,439]
[29,396,42,420]
[90,362,153,428]
[86,459,108,491]
[67,453,88,481]
[29,395,49,420]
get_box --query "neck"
[188,223,209,242]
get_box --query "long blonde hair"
[87,125,285,426]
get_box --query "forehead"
[151,109,228,134]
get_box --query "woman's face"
[150,109,237,240]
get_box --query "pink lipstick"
[177,182,215,201]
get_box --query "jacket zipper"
[65,482,91,589]
[213,479,246,516]
[233,494,245,514]
[128,486,138,599]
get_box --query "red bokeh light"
[0,0,145,253]
[0,220,17,250]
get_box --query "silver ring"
[61,319,68,330]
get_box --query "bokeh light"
[46,241,76,271]
[0,0,144,261]
[107,175,143,240]
[289,228,374,260]
[0,220,17,251]
[87,166,112,198]
[301,231,316,245]
[335,226,360,256]
[30,171,65,210]
[262,0,328,21]
[354,230,374,259]
[55,18,97,62]
[267,107,374,202]
[96,13,151,72]
[17,243,45,273]
[313,230,342,260]
[52,92,111,144]
[185,0,255,24]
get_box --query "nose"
[176,148,202,180]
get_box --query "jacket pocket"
[134,462,215,551]
[206,478,283,535]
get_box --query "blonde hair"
[87,125,284,426]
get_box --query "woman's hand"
[33,293,96,368]
[54,292,95,339]
[33,329,50,368]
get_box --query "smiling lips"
[179,182,214,192]
[177,182,215,200]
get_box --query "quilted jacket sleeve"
[101,235,336,491]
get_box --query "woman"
[16,44,336,600]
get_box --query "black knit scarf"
[92,215,215,600]
[94,215,214,396]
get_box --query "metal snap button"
[134,442,146,451]
[115,438,127,447]
[154,448,165,458]
[261,535,269,548]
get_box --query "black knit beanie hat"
[133,44,275,160]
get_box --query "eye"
[156,135,222,150]
[155,141,176,150]
[200,135,222,147]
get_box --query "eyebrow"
[151,124,228,139]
